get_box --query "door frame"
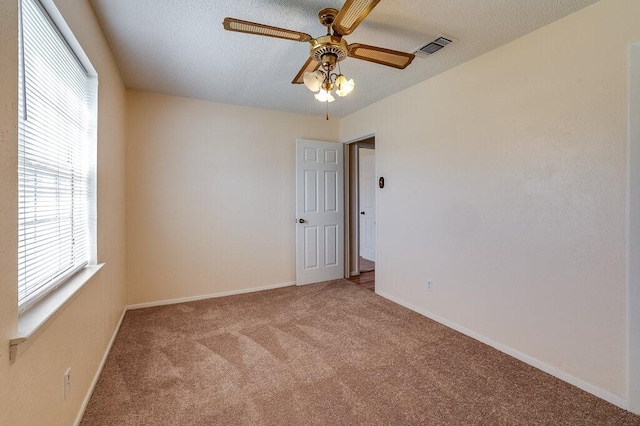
[343,132,376,279]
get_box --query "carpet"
[81,280,640,425]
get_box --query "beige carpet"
[81,280,640,425]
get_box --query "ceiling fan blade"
[348,43,415,69]
[292,57,321,84]
[332,0,381,36]
[223,17,312,42]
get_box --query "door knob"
[360,211,365,215]
[298,218,306,223]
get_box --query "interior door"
[296,139,344,285]
[359,150,376,261]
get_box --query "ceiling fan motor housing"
[311,35,349,71]
[318,8,338,27]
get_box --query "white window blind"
[18,0,97,312]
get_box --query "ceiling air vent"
[415,35,456,56]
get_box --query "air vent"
[414,35,456,56]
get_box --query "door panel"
[324,171,338,212]
[304,170,318,212]
[324,149,338,164]
[304,147,318,162]
[324,224,338,266]
[296,139,344,285]
[304,226,319,269]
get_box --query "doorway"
[345,136,375,291]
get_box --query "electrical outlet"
[63,368,71,400]
[426,281,433,292]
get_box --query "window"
[18,0,97,313]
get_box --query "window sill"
[9,264,104,364]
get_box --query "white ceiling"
[88,0,598,118]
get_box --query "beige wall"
[341,0,639,403]
[126,91,339,305]
[628,41,640,413]
[0,0,127,425]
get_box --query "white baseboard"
[376,289,628,411]
[127,281,296,310]
[74,307,127,426]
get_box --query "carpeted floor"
[81,280,640,425]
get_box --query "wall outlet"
[426,281,433,292]
[63,368,71,400]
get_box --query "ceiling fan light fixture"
[314,89,335,103]
[321,80,334,92]
[303,70,323,92]
[335,75,355,96]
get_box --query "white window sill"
[9,264,104,364]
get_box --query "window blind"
[18,0,94,312]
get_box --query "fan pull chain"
[326,98,329,120]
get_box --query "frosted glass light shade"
[314,89,335,103]
[335,75,355,97]
[303,70,324,92]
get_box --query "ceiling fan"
[222,0,415,111]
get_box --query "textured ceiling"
[89,0,598,118]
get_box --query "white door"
[359,150,376,261]
[296,139,344,285]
